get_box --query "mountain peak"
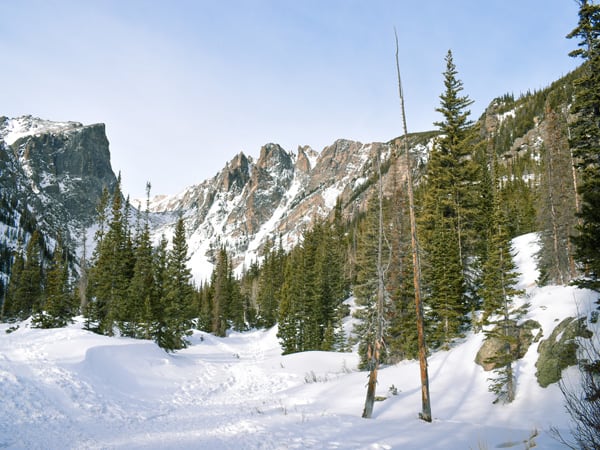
[0,115,90,146]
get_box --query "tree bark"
[395,28,432,422]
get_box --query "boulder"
[535,316,592,387]
[475,319,541,371]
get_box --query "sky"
[1,0,582,199]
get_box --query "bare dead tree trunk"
[394,28,432,422]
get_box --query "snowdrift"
[0,233,597,449]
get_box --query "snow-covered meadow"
[0,233,597,449]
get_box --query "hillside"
[0,233,597,449]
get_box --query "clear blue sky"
[1,0,581,199]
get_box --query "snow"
[1,233,597,449]
[1,116,81,146]
[322,184,343,210]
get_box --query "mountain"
[0,115,117,291]
[0,68,582,287]
[141,135,433,281]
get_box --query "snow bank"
[0,233,597,449]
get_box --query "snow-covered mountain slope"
[1,114,432,287]
[141,137,432,281]
[0,115,117,264]
[0,233,597,449]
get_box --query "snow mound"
[0,233,597,449]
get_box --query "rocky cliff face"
[0,116,117,276]
[0,115,432,286]
[142,135,433,281]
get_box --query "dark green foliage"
[382,186,418,362]
[33,239,74,328]
[209,247,245,336]
[160,216,195,351]
[85,179,129,335]
[125,207,156,339]
[256,240,285,328]
[353,194,389,368]
[480,172,525,403]
[418,50,481,349]
[568,0,600,293]
[278,217,348,354]
[1,247,25,320]
[4,232,44,320]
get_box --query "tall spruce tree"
[419,50,481,349]
[480,158,525,404]
[160,216,194,351]
[353,194,389,370]
[8,231,44,320]
[1,245,25,320]
[86,178,130,335]
[126,185,156,339]
[558,3,600,446]
[278,218,347,354]
[33,238,73,328]
[567,0,600,293]
[278,248,306,354]
[210,247,244,336]
[256,239,285,328]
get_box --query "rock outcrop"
[475,320,542,371]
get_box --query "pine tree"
[151,235,170,343]
[353,195,388,369]
[33,238,73,328]
[1,246,25,320]
[86,178,130,335]
[419,49,480,349]
[278,249,305,354]
[126,199,156,339]
[256,239,284,328]
[567,0,600,293]
[480,162,525,404]
[160,216,194,351]
[210,247,241,336]
[8,231,44,320]
[277,216,347,354]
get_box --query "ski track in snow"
[1,232,598,449]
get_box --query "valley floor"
[0,233,597,449]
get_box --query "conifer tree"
[152,235,170,343]
[9,231,44,320]
[126,185,156,338]
[480,160,525,404]
[256,239,285,328]
[567,0,600,293]
[86,178,129,335]
[196,280,213,332]
[210,247,243,336]
[419,49,480,348]
[160,216,194,351]
[1,246,25,320]
[225,263,245,332]
[278,249,305,354]
[277,216,347,354]
[33,238,73,328]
